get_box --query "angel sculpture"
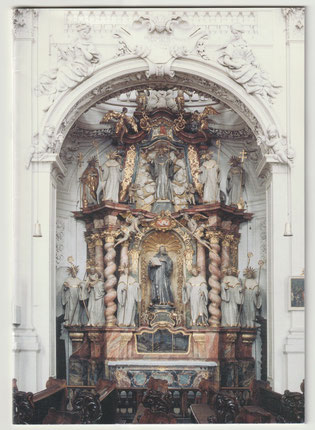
[80,157,99,208]
[114,214,143,248]
[192,105,219,134]
[100,107,138,143]
[182,213,211,250]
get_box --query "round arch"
[40,55,282,156]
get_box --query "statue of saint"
[149,147,174,201]
[61,263,82,325]
[183,266,208,326]
[99,151,123,203]
[221,267,243,327]
[240,267,262,328]
[226,156,245,206]
[80,157,99,207]
[86,267,106,326]
[117,265,141,327]
[148,246,174,305]
[199,151,220,204]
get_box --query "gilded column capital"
[102,230,120,243]
[205,230,222,244]
[222,234,234,247]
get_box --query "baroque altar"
[63,93,261,391]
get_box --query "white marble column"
[282,7,305,392]
[12,9,40,393]
[31,156,66,390]
[259,161,292,393]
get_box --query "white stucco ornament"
[257,126,295,166]
[217,25,281,104]
[113,13,207,77]
[36,23,100,112]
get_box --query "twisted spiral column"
[207,231,222,327]
[103,232,118,326]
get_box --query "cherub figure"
[186,183,196,205]
[128,183,140,204]
[100,107,138,143]
[114,214,143,248]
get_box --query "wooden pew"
[13,377,68,424]
[190,379,239,424]
[13,377,117,424]
[132,377,177,424]
[236,379,304,423]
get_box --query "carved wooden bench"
[13,377,116,424]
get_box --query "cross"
[239,149,248,163]
[92,140,99,149]
[77,152,83,167]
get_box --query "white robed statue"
[99,151,123,203]
[86,267,106,326]
[226,156,245,206]
[149,147,174,201]
[240,267,262,328]
[221,267,244,327]
[117,265,141,327]
[61,259,83,326]
[183,266,208,326]
[199,151,220,204]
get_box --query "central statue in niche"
[149,147,174,202]
[148,246,174,306]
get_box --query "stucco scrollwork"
[113,14,208,77]
[56,218,65,267]
[282,8,305,40]
[13,8,38,39]
[35,23,100,112]
[217,25,281,104]
[26,126,64,168]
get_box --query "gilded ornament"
[100,108,138,143]
[173,113,186,132]
[120,145,137,201]
[187,145,203,197]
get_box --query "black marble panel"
[69,357,104,386]
[136,329,189,353]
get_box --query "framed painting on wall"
[289,276,305,310]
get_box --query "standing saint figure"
[80,157,99,207]
[62,263,82,326]
[226,156,245,206]
[199,151,220,204]
[240,267,262,328]
[117,265,141,327]
[183,266,208,326]
[99,151,123,203]
[148,246,174,305]
[221,267,244,327]
[149,147,174,201]
[86,267,106,326]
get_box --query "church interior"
[11,6,305,425]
